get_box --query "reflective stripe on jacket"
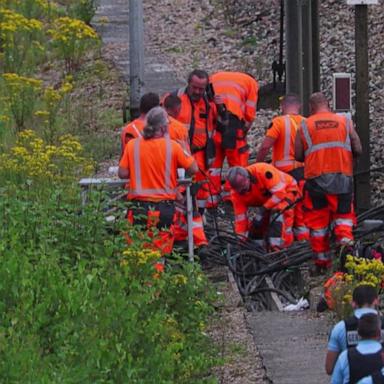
[173,88,217,149]
[120,136,194,201]
[268,114,304,173]
[231,163,299,235]
[300,112,353,179]
[210,71,258,122]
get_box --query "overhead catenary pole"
[129,0,144,120]
[301,0,313,116]
[311,0,320,92]
[285,0,303,107]
[354,4,371,212]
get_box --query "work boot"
[309,263,329,277]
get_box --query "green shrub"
[0,178,219,382]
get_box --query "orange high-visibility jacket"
[168,116,190,153]
[267,114,304,173]
[172,88,217,150]
[231,163,299,236]
[119,136,195,202]
[121,116,191,155]
[300,112,353,180]
[210,71,258,122]
[120,118,145,155]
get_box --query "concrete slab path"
[92,0,184,96]
[248,311,330,384]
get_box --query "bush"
[0,184,218,382]
[328,255,384,319]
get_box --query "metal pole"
[301,0,313,116]
[311,0,320,92]
[129,0,144,120]
[354,5,371,212]
[186,183,194,262]
[285,0,303,104]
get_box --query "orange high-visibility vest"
[267,114,304,173]
[210,71,258,122]
[168,116,190,152]
[120,118,145,155]
[119,137,195,202]
[173,88,217,150]
[231,163,299,236]
[300,112,353,180]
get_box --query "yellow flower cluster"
[122,248,161,266]
[2,72,42,91]
[0,8,42,36]
[173,274,188,285]
[0,129,94,182]
[344,254,384,287]
[48,16,98,43]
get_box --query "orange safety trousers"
[173,206,208,247]
[293,180,309,242]
[126,209,174,256]
[303,191,355,268]
[207,133,249,208]
[193,149,212,210]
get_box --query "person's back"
[210,71,258,122]
[326,285,380,375]
[331,313,384,384]
[302,111,353,187]
[120,92,160,157]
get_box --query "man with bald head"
[295,92,362,272]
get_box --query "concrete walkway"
[248,311,330,384]
[92,0,184,96]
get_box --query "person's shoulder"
[331,319,347,336]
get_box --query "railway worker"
[331,313,384,384]
[227,163,300,250]
[120,92,159,157]
[163,94,190,153]
[256,94,309,242]
[164,94,208,249]
[295,92,362,271]
[165,69,218,211]
[118,106,198,255]
[326,285,382,375]
[207,71,258,207]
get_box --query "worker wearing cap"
[256,93,309,242]
[207,71,258,207]
[227,163,300,250]
[295,92,362,270]
[118,106,197,255]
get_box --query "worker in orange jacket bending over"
[295,92,362,270]
[163,94,208,249]
[256,94,309,242]
[118,106,198,255]
[120,92,159,158]
[166,69,218,211]
[227,163,301,250]
[208,71,258,207]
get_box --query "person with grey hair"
[227,162,300,250]
[118,106,198,256]
[142,106,169,139]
